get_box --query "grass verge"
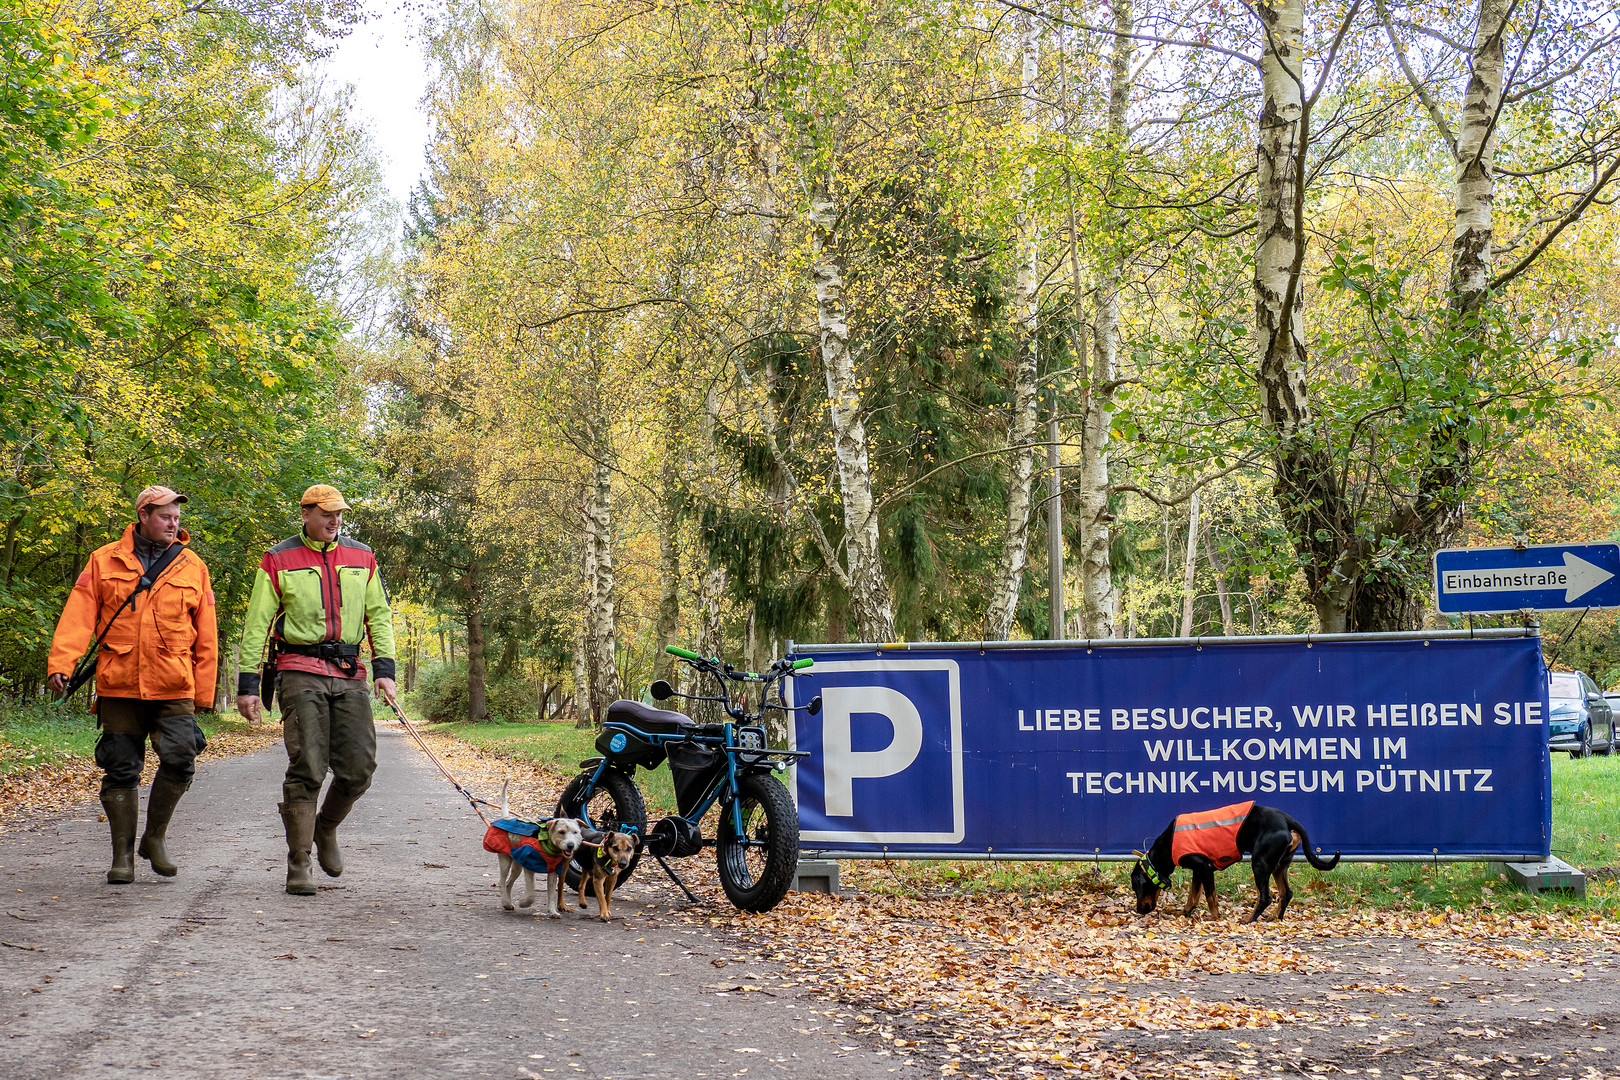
[0,700,275,775]
[416,719,679,814]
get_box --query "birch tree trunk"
[985,8,1043,641]
[572,625,591,729]
[691,561,727,723]
[1449,0,1506,317]
[1075,0,1131,640]
[1179,494,1200,637]
[654,450,681,686]
[1252,0,1359,632]
[584,452,619,722]
[810,183,895,642]
[1203,527,1235,635]
[1046,415,1064,638]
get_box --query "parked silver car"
[1547,671,1615,758]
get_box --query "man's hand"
[48,673,67,695]
[236,694,263,726]
[374,677,397,708]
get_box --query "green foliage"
[693,207,1046,644]
[410,662,539,724]
[0,1,381,693]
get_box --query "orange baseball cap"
[300,484,351,511]
[135,485,188,513]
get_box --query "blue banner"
[785,637,1550,859]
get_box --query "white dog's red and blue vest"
[483,819,570,874]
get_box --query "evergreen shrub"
[412,663,535,724]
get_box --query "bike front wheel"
[716,773,799,912]
[556,769,647,894]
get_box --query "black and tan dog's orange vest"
[1170,800,1253,869]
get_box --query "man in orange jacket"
[47,486,218,884]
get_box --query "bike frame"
[574,658,809,845]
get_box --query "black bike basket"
[595,725,667,769]
[667,742,726,817]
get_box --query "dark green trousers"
[94,698,204,794]
[278,670,376,804]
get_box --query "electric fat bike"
[554,645,820,913]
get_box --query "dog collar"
[1137,858,1170,891]
[537,833,561,857]
[596,845,613,863]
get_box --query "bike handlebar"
[664,645,813,676]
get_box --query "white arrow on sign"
[1441,552,1615,603]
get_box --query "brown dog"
[576,829,638,920]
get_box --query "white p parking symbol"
[820,685,923,817]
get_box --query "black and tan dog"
[1131,801,1340,923]
[575,829,639,921]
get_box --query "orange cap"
[300,484,351,511]
[135,485,188,513]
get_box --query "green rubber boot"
[314,786,362,878]
[137,777,189,877]
[279,801,318,896]
[101,788,138,885]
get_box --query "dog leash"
[382,696,495,824]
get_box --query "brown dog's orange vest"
[1170,801,1253,870]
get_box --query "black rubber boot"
[137,777,189,877]
[101,788,138,885]
[314,786,362,878]
[280,801,318,896]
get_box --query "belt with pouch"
[277,640,362,676]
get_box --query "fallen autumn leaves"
[400,725,1620,1080]
[10,719,1605,1080]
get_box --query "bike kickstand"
[653,853,701,904]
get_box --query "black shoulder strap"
[136,542,186,596]
[59,543,189,703]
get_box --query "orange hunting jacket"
[1170,801,1253,870]
[47,525,218,707]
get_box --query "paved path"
[0,726,920,1080]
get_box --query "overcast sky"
[325,0,436,209]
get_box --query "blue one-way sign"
[1434,542,1620,614]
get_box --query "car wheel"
[1572,722,1593,759]
[1604,722,1616,757]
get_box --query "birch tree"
[985,7,1046,641]
[1075,0,1134,640]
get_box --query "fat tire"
[716,773,799,913]
[556,769,646,894]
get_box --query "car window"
[1581,674,1599,696]
[1549,673,1582,700]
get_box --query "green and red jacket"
[237,531,396,695]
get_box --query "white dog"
[486,781,585,917]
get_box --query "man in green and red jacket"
[235,484,397,896]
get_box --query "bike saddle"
[606,699,696,734]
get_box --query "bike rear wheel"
[716,773,799,912]
[556,769,646,894]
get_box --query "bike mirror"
[649,679,675,701]
[808,695,822,716]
